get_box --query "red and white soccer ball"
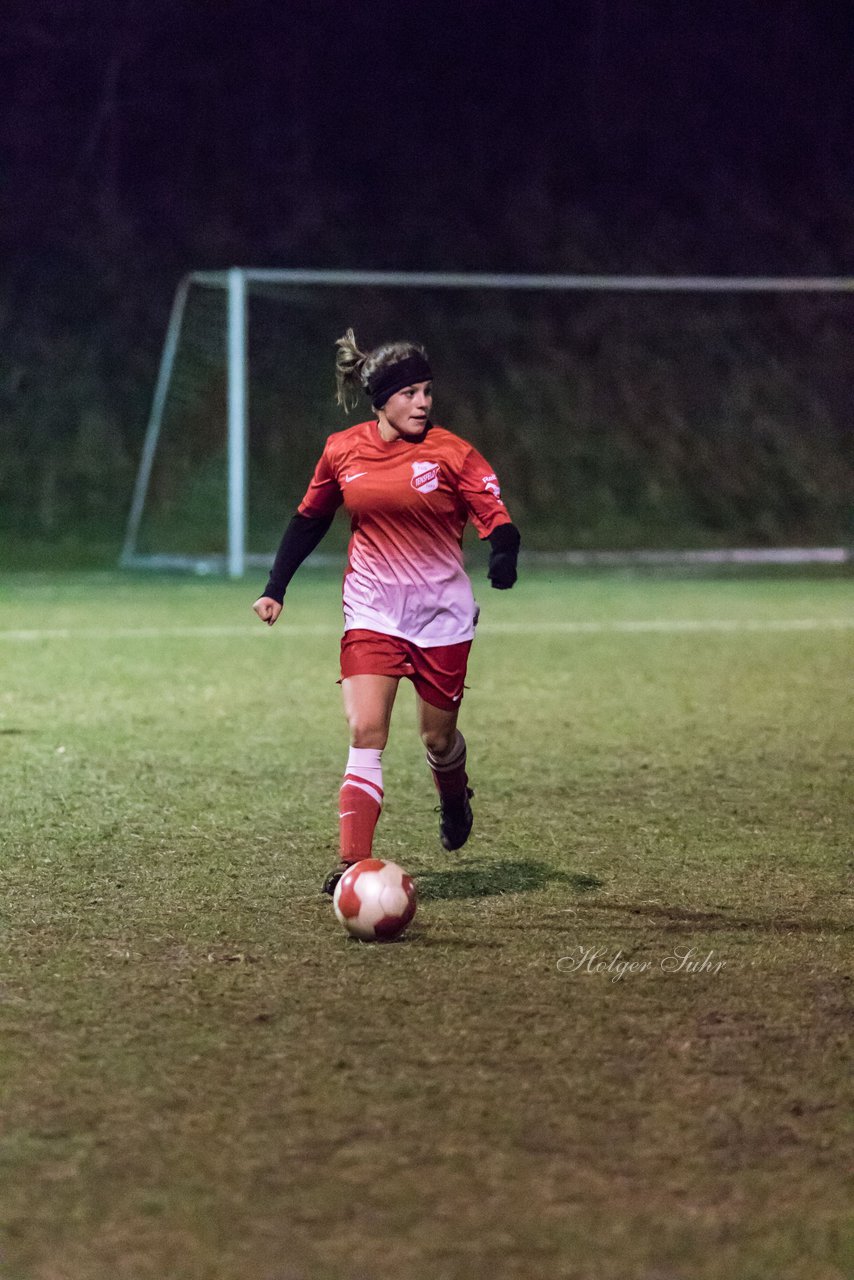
[333,859,417,942]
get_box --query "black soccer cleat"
[438,787,474,851]
[321,861,353,897]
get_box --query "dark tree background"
[1,0,852,555]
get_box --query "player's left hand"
[486,523,520,589]
[488,555,517,589]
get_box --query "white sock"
[346,746,383,791]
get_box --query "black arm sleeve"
[262,511,335,603]
[485,522,521,590]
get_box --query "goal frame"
[120,269,853,577]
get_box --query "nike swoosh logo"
[344,472,367,483]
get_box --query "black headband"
[366,354,433,408]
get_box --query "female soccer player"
[253,330,520,894]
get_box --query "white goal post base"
[121,269,854,578]
[124,548,850,577]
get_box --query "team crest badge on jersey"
[411,461,441,494]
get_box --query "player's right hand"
[252,597,282,626]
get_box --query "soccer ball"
[333,859,417,942]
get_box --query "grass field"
[1,567,851,1280]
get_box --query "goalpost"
[120,269,853,577]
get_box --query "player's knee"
[420,726,454,756]
[349,719,389,750]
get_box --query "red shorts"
[340,629,471,711]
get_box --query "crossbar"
[191,269,854,293]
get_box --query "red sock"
[426,731,468,798]
[339,748,384,862]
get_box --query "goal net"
[121,270,853,575]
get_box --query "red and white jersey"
[298,420,513,646]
